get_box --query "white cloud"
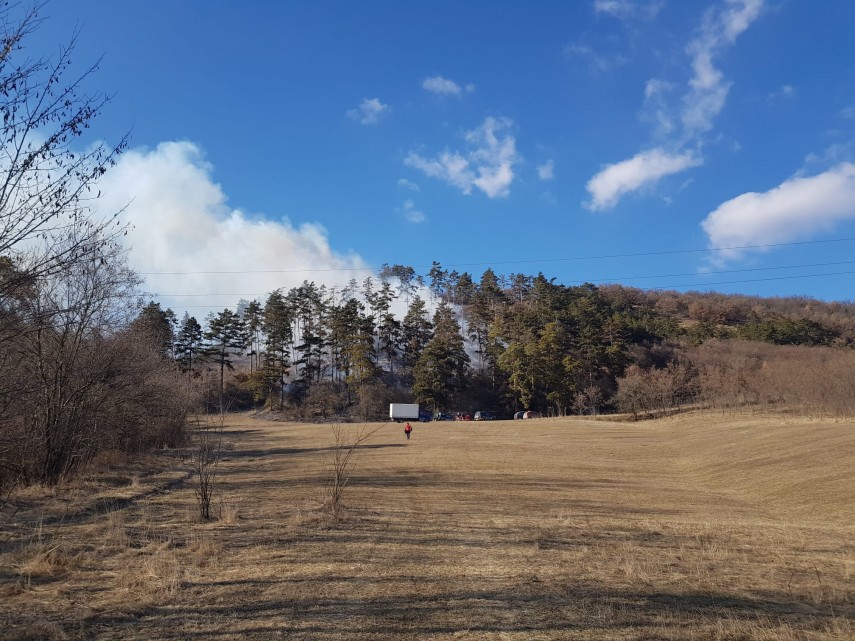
[594,0,665,20]
[701,163,855,258]
[537,160,555,181]
[586,1,764,210]
[401,199,426,224]
[839,105,855,121]
[643,78,676,135]
[682,0,764,136]
[405,151,472,194]
[347,98,390,125]
[804,143,855,170]
[572,1,663,72]
[93,141,370,314]
[594,0,633,16]
[405,116,519,199]
[397,178,420,192]
[540,191,558,206]
[767,84,795,101]
[565,43,629,73]
[422,75,473,97]
[644,78,668,100]
[586,148,702,210]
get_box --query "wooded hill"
[147,265,855,422]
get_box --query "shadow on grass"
[77,579,845,640]
[221,442,407,461]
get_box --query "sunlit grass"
[1,411,853,639]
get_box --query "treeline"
[157,265,855,422]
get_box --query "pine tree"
[401,295,433,370]
[465,269,505,375]
[204,308,248,405]
[130,301,175,356]
[379,263,418,303]
[428,261,448,301]
[262,290,292,410]
[378,312,401,375]
[289,281,328,387]
[412,303,469,411]
[243,299,263,373]
[175,313,203,379]
[371,280,399,375]
[454,272,476,305]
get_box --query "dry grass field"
[1,411,853,640]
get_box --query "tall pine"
[412,303,469,411]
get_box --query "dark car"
[434,412,454,421]
[474,411,495,421]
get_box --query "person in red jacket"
[404,422,412,440]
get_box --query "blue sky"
[28,1,855,313]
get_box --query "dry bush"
[620,339,855,418]
[690,340,855,417]
[616,360,700,418]
[348,382,396,422]
[321,424,379,521]
[300,381,349,421]
[187,413,226,521]
[0,320,192,492]
[572,385,605,415]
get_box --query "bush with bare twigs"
[321,424,381,521]
[187,414,227,521]
[617,339,855,418]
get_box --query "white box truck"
[389,403,420,422]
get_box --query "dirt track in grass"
[2,412,853,640]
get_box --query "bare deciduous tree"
[323,424,380,521]
[188,413,225,521]
[0,5,128,305]
[0,6,186,493]
[0,243,190,490]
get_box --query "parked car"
[522,410,542,419]
[513,411,525,420]
[474,411,495,421]
[418,409,433,422]
[434,412,454,421]
[455,412,472,421]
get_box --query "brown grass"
[1,412,853,639]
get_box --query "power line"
[444,237,855,269]
[155,268,855,309]
[566,259,855,285]
[649,269,855,291]
[151,258,855,298]
[137,236,855,276]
